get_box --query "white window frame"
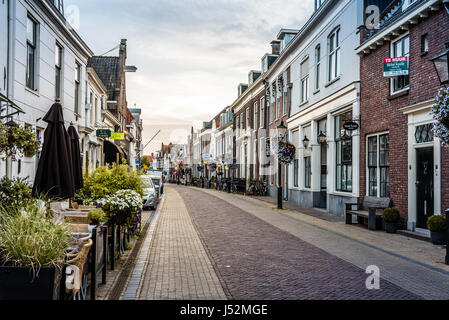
[366,131,390,198]
[260,97,265,129]
[328,28,341,82]
[55,43,63,100]
[315,45,321,91]
[253,102,258,132]
[26,15,39,91]
[390,33,410,95]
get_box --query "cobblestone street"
[130,185,449,300]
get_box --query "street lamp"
[431,43,449,85]
[277,121,287,209]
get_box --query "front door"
[416,148,434,229]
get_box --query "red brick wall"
[360,9,449,219]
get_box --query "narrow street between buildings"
[129,185,449,300]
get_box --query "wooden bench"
[345,196,392,230]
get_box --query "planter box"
[0,266,62,300]
[430,231,447,245]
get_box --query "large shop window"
[391,35,410,93]
[368,134,390,197]
[335,111,353,193]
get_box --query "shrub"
[0,177,34,209]
[382,208,400,223]
[0,202,71,276]
[427,215,447,232]
[88,208,107,224]
[96,189,142,228]
[74,164,144,204]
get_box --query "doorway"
[416,147,434,229]
[319,144,328,209]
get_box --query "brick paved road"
[138,187,227,300]
[175,186,422,300]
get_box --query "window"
[74,62,81,114]
[283,75,287,115]
[26,16,38,90]
[328,28,340,82]
[315,45,321,90]
[240,113,243,136]
[95,97,98,125]
[391,35,410,93]
[55,44,63,99]
[253,102,258,131]
[292,130,299,187]
[304,157,311,189]
[421,34,429,54]
[301,58,309,102]
[335,111,353,192]
[368,134,390,198]
[260,97,265,128]
[315,0,323,11]
[274,83,279,120]
[246,108,250,130]
[89,92,94,126]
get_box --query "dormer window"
[402,0,417,11]
[315,0,324,12]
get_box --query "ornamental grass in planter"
[382,208,400,234]
[0,203,71,300]
[427,215,447,245]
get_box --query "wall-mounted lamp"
[431,42,449,85]
[318,131,327,144]
[303,136,310,149]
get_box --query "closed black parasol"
[67,124,83,191]
[33,103,75,200]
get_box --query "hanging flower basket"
[277,141,296,164]
[432,87,449,145]
[0,123,40,157]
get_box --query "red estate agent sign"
[383,56,409,77]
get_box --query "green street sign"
[96,129,111,138]
[383,56,409,77]
[110,132,124,140]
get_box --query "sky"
[65,0,314,155]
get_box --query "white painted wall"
[0,0,8,97]
[7,0,91,182]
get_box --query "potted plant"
[96,189,143,228]
[0,123,40,158]
[88,208,107,225]
[277,141,296,164]
[382,208,400,234]
[0,202,71,300]
[427,215,447,245]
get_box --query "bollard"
[446,209,449,265]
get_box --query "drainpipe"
[5,0,15,179]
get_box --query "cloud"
[65,0,314,153]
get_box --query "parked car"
[146,171,164,197]
[142,175,158,210]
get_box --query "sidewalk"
[137,187,227,300]
[194,187,449,300]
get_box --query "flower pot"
[0,266,62,300]
[430,231,447,245]
[384,222,397,234]
[24,151,36,158]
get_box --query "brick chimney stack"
[271,40,281,55]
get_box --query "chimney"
[271,40,281,55]
[120,39,127,59]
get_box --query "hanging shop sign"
[96,129,111,138]
[343,121,359,131]
[383,56,409,77]
[110,132,124,140]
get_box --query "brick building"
[357,0,449,231]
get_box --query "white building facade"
[1,0,93,182]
